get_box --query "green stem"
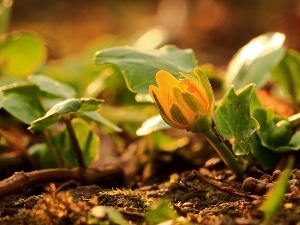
[203,128,241,175]
[42,130,64,168]
[63,115,86,168]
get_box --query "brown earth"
[0,164,299,225]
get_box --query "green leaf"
[94,45,197,93]
[50,119,100,167]
[250,134,279,171]
[254,108,300,153]
[225,32,286,90]
[0,81,40,96]
[146,200,178,225]
[28,143,56,169]
[215,84,260,155]
[3,93,44,124]
[28,75,76,98]
[0,91,4,108]
[136,115,170,136]
[0,31,47,77]
[72,118,100,166]
[82,111,122,132]
[90,206,130,225]
[272,49,300,104]
[260,155,294,225]
[28,98,103,132]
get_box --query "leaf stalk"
[203,128,241,175]
[63,115,86,168]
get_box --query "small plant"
[93,33,300,176]
[1,2,300,223]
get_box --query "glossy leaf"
[28,75,76,98]
[272,49,300,103]
[51,118,100,167]
[250,134,279,171]
[225,32,286,90]
[28,98,103,132]
[72,118,100,166]
[94,45,197,93]
[146,200,178,225]
[0,81,40,96]
[215,84,260,155]
[90,206,130,225]
[3,93,44,124]
[136,115,170,136]
[0,31,47,77]
[82,111,122,132]
[254,108,300,153]
[260,155,294,225]
[28,143,56,169]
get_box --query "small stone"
[288,184,299,194]
[242,177,257,192]
[288,179,298,186]
[254,181,267,195]
[182,202,193,207]
[235,217,251,225]
[266,182,274,191]
[272,170,282,181]
[260,174,272,182]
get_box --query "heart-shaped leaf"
[225,32,286,90]
[28,75,76,98]
[28,98,103,132]
[82,111,122,132]
[94,45,197,93]
[3,93,45,124]
[215,84,260,155]
[272,49,300,104]
[136,115,170,136]
[0,31,46,77]
[254,108,300,153]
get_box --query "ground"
[0,164,300,224]
[2,1,300,224]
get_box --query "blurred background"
[10,0,300,67]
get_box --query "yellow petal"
[156,70,180,94]
[149,85,183,128]
[172,87,195,118]
[170,103,190,128]
[193,68,215,113]
[180,68,215,115]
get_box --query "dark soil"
[0,166,299,225]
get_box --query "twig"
[193,170,261,200]
[0,166,124,199]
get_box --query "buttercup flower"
[149,67,215,133]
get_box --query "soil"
[0,165,300,225]
[2,1,300,224]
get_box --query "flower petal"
[156,70,180,94]
[173,87,196,118]
[149,85,183,128]
[170,103,189,128]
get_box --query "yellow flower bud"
[149,67,215,133]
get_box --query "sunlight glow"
[133,26,169,50]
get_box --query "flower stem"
[203,128,241,175]
[63,115,86,168]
